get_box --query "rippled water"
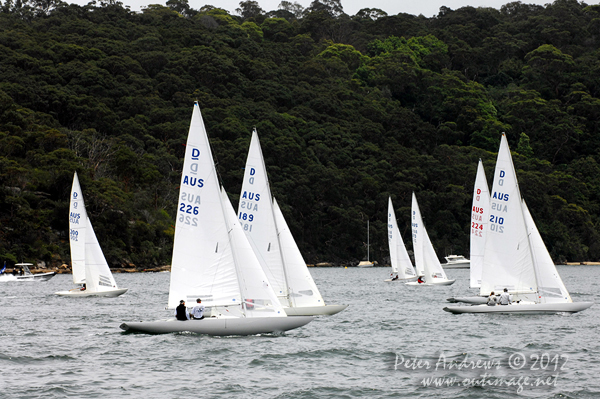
[1,266,599,398]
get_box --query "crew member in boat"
[417,276,424,284]
[80,283,86,291]
[487,292,497,306]
[390,273,398,281]
[175,300,190,320]
[191,298,204,320]
[498,288,512,305]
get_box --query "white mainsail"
[388,197,417,280]
[168,103,285,317]
[469,160,490,288]
[522,200,572,303]
[411,193,450,282]
[237,129,288,304]
[479,134,537,297]
[69,172,87,285]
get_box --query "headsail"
[523,200,572,303]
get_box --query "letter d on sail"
[191,148,200,160]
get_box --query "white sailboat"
[357,220,374,267]
[237,129,347,316]
[385,197,417,282]
[55,172,127,297]
[444,134,593,314]
[120,103,313,334]
[447,160,490,304]
[406,193,455,286]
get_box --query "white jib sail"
[470,160,489,288]
[273,198,325,308]
[388,197,417,279]
[69,172,87,285]
[411,193,426,277]
[480,134,537,296]
[237,129,288,304]
[168,103,239,310]
[222,188,285,317]
[84,217,118,292]
[522,200,572,303]
[422,225,450,281]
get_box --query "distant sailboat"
[444,134,593,314]
[406,193,455,286]
[385,197,417,282]
[238,129,347,316]
[120,103,313,334]
[357,220,374,267]
[55,172,127,297]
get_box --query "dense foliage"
[1,0,599,268]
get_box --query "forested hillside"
[1,0,599,268]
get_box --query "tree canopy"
[1,0,599,268]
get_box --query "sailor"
[191,298,205,320]
[498,288,512,305]
[391,274,399,281]
[175,300,190,320]
[487,291,497,306]
[417,276,424,284]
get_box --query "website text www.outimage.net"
[392,352,568,393]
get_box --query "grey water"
[0,266,599,398]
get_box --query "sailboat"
[120,103,313,334]
[406,193,455,286]
[447,160,490,304]
[55,172,127,297]
[385,197,417,282]
[237,129,347,316]
[444,134,593,314]
[357,220,374,267]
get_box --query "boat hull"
[441,263,470,269]
[405,279,456,286]
[443,302,594,314]
[384,277,418,282]
[283,304,348,316]
[2,272,57,282]
[55,288,128,297]
[446,296,487,304]
[120,316,314,335]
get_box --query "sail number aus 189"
[239,212,254,231]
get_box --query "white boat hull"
[443,302,594,314]
[55,288,128,297]
[405,279,456,286]
[283,304,348,316]
[441,263,470,269]
[120,316,314,335]
[0,272,56,282]
[446,296,487,304]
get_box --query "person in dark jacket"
[175,300,190,321]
